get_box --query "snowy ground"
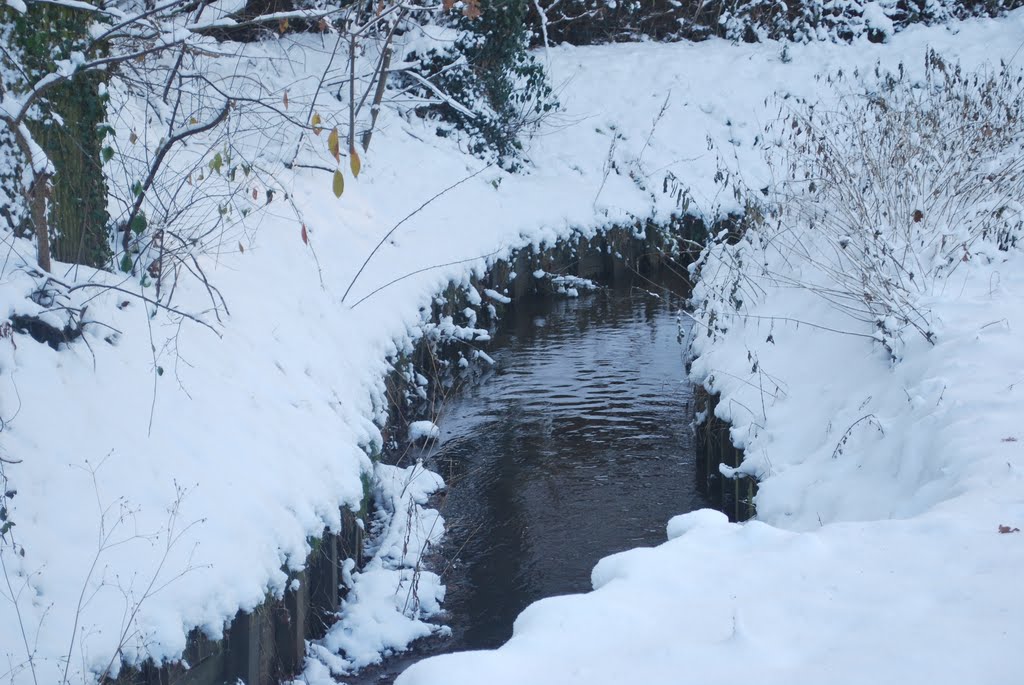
[2,8,1024,685]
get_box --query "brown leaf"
[252,188,258,200]
[317,17,328,32]
[279,18,289,33]
[238,242,245,254]
[464,0,481,18]
[283,90,289,109]
[998,525,1020,534]
[129,131,138,145]
[301,224,309,245]
[912,209,924,223]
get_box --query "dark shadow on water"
[349,278,704,683]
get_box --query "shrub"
[693,55,1024,360]
[403,0,557,166]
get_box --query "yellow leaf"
[327,127,340,162]
[278,18,289,33]
[349,146,361,178]
[311,113,322,136]
[332,169,345,198]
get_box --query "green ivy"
[6,4,112,268]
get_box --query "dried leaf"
[317,18,328,32]
[301,224,309,245]
[311,113,323,136]
[332,169,345,198]
[283,90,289,109]
[349,146,361,178]
[464,0,481,18]
[129,131,138,145]
[238,242,245,254]
[279,18,289,33]
[252,188,258,200]
[327,127,340,162]
[998,525,1021,534]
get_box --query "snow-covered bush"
[692,54,1024,361]
[400,0,556,166]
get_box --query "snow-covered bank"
[2,8,1024,685]
[400,249,1024,684]
[397,12,1024,685]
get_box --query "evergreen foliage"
[405,0,557,166]
[3,3,111,268]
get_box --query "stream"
[357,277,705,682]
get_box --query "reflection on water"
[355,281,703,682]
[428,283,702,650]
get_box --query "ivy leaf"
[332,169,344,198]
[102,146,114,163]
[130,213,148,234]
[209,151,223,174]
[120,254,134,273]
[327,127,340,163]
[349,146,361,178]
[131,181,143,197]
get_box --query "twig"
[341,164,493,305]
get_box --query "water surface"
[358,281,703,681]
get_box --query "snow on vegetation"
[0,5,1023,685]
[408,421,441,443]
[295,462,447,679]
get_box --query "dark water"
[355,281,704,682]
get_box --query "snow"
[862,1,895,37]
[408,420,441,443]
[482,288,511,304]
[296,462,447,676]
[397,13,1024,685]
[1,7,1023,685]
